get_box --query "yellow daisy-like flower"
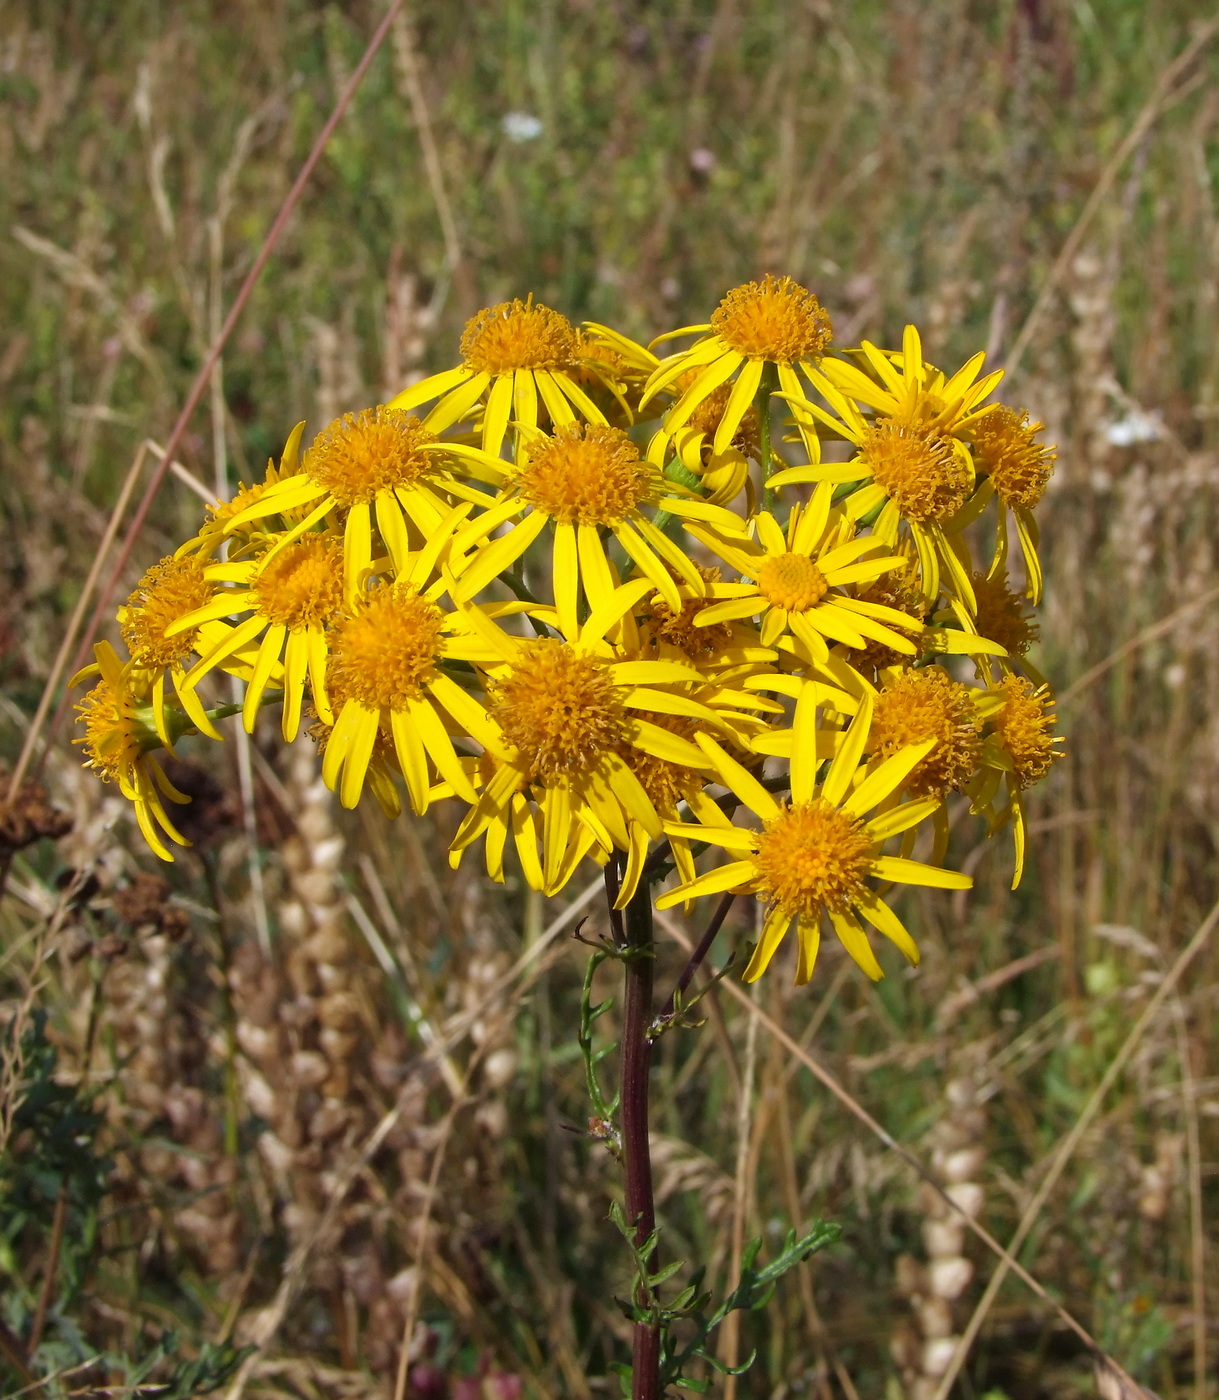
[967,404,1057,603]
[658,692,967,983]
[320,580,507,814]
[166,532,345,742]
[447,421,708,624]
[869,664,982,798]
[641,276,833,461]
[686,482,918,668]
[178,422,307,561]
[222,408,487,606]
[968,674,1063,887]
[448,588,732,895]
[771,325,1004,610]
[117,554,226,750]
[73,641,192,862]
[387,297,609,458]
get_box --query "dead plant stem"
[930,895,1219,1400]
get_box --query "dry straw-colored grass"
[1,2,1217,1397]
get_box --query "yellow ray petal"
[389,705,430,815]
[481,370,515,457]
[829,908,884,980]
[694,732,780,821]
[712,357,764,456]
[242,624,286,732]
[742,903,792,981]
[656,858,756,911]
[387,364,473,413]
[406,694,477,804]
[863,795,941,842]
[451,510,548,602]
[339,704,380,810]
[821,691,875,806]
[869,855,972,889]
[553,520,580,640]
[844,740,936,816]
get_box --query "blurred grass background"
[1,1,1218,1397]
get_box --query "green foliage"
[109,1330,252,1399]
[0,1012,109,1313]
[607,1202,840,1395]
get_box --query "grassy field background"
[1,2,1218,1397]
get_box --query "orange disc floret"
[328,584,445,710]
[487,639,626,781]
[710,275,833,363]
[645,566,735,659]
[304,407,437,508]
[460,297,578,375]
[753,798,873,919]
[971,570,1038,656]
[120,555,213,669]
[862,417,972,523]
[254,536,345,630]
[515,422,658,525]
[993,675,1060,788]
[970,404,1056,510]
[870,665,981,796]
[755,553,829,613]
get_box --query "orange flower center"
[460,298,577,375]
[515,423,657,525]
[971,570,1038,656]
[870,665,981,795]
[254,536,344,630]
[969,405,1056,510]
[329,585,444,710]
[993,675,1060,789]
[120,556,213,669]
[755,552,828,612]
[304,407,437,508]
[753,799,873,919]
[861,418,971,523]
[710,275,833,363]
[487,639,626,781]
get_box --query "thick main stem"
[621,884,660,1400]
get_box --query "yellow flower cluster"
[75,277,1061,984]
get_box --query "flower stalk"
[620,880,660,1400]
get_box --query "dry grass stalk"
[892,1074,986,1400]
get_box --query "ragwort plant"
[73,276,1060,1397]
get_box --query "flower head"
[304,408,437,508]
[971,570,1038,658]
[657,697,968,984]
[970,405,1055,511]
[991,674,1060,789]
[860,416,971,524]
[488,640,626,782]
[74,642,190,861]
[710,275,833,364]
[120,555,213,670]
[389,295,605,457]
[870,665,981,796]
[515,423,657,525]
[752,798,873,918]
[460,297,577,374]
